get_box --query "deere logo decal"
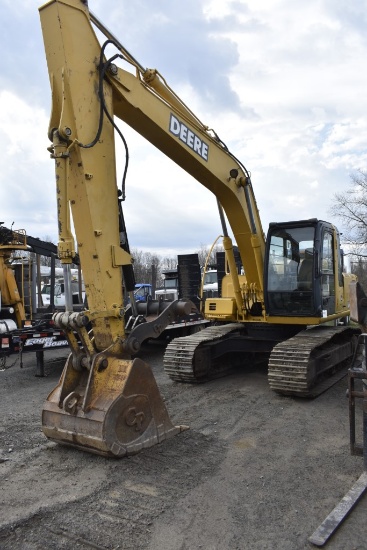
[169,114,209,161]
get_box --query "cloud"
[115,126,224,253]
[0,0,367,256]
[319,119,367,170]
[93,0,243,114]
[0,89,56,237]
[0,2,49,106]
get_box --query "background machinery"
[38,0,358,457]
[0,224,30,332]
[125,254,210,340]
[0,223,73,372]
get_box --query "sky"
[0,0,366,258]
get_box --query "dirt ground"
[1,343,367,550]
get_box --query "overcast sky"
[1,0,366,258]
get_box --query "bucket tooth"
[42,355,186,457]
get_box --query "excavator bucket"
[42,354,186,457]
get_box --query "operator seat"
[298,249,313,291]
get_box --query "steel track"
[164,323,359,396]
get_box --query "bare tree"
[131,248,161,289]
[330,169,367,283]
[160,256,177,271]
[38,235,61,267]
[330,170,367,253]
[196,242,224,268]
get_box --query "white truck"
[41,273,85,307]
[154,270,179,301]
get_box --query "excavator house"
[38,0,358,457]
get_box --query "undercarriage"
[163,323,359,397]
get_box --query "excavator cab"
[264,219,344,319]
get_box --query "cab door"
[320,230,336,316]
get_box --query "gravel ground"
[0,344,366,550]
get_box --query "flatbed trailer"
[0,323,69,376]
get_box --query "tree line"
[130,244,222,289]
[30,241,223,289]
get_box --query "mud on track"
[0,344,367,549]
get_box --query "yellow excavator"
[0,225,28,329]
[38,0,358,457]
